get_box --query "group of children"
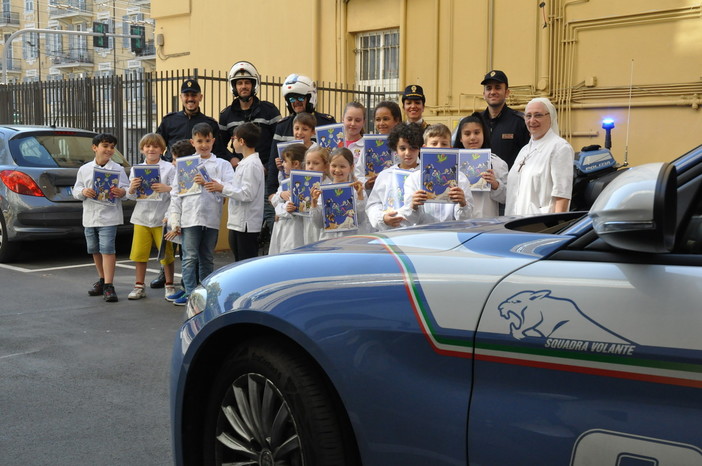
[266,101,508,254]
[75,99,507,304]
[75,121,264,305]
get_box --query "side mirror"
[589,162,676,253]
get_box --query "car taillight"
[0,170,46,197]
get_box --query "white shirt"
[222,153,265,233]
[268,181,305,254]
[366,165,418,231]
[169,154,234,230]
[472,154,508,219]
[504,129,574,216]
[127,159,175,228]
[73,159,130,227]
[400,170,474,225]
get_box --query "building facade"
[151,0,702,166]
[0,0,155,84]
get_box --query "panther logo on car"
[498,290,637,355]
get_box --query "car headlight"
[185,286,207,319]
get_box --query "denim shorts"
[84,225,118,254]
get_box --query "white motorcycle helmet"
[282,73,317,113]
[228,61,260,100]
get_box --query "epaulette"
[317,113,334,120]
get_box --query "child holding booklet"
[73,133,129,303]
[310,147,368,240]
[366,122,423,230]
[126,133,176,300]
[400,123,474,226]
[453,112,507,218]
[168,123,234,306]
[268,143,307,254]
[297,146,331,244]
[274,112,317,185]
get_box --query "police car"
[170,144,702,465]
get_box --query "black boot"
[150,267,166,289]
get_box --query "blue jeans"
[85,225,117,254]
[181,226,218,294]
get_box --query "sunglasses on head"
[287,95,306,103]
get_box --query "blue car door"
[469,222,702,464]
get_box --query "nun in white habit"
[501,97,574,216]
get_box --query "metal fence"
[0,69,401,165]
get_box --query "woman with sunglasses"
[502,97,574,216]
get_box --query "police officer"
[156,78,228,162]
[479,70,530,169]
[265,73,335,197]
[219,61,281,169]
[402,84,429,130]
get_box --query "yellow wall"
[151,0,702,166]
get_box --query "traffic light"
[130,25,145,55]
[93,22,109,49]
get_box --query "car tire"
[203,339,357,466]
[0,213,17,263]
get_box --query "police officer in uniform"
[157,78,228,162]
[219,61,281,169]
[479,70,530,169]
[402,84,429,130]
[265,73,335,197]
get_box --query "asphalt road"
[0,238,234,466]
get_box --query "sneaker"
[88,278,105,296]
[166,289,186,302]
[164,285,177,300]
[128,284,146,300]
[173,293,189,306]
[104,284,118,302]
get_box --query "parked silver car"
[0,125,134,262]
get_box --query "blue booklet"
[458,149,491,191]
[321,182,358,232]
[290,170,324,216]
[131,164,161,201]
[277,140,304,160]
[383,168,413,211]
[197,164,212,183]
[175,155,202,197]
[91,166,121,206]
[362,134,393,177]
[420,148,459,203]
[315,123,345,150]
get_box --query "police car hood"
[284,217,572,258]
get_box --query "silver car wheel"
[215,372,302,466]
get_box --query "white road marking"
[0,257,180,277]
[0,350,41,360]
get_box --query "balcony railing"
[49,2,92,20]
[50,53,93,67]
[0,11,20,27]
[0,58,22,71]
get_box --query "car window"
[9,134,128,168]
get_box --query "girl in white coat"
[453,112,508,218]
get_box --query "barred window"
[355,29,399,92]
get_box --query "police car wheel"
[203,339,357,466]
